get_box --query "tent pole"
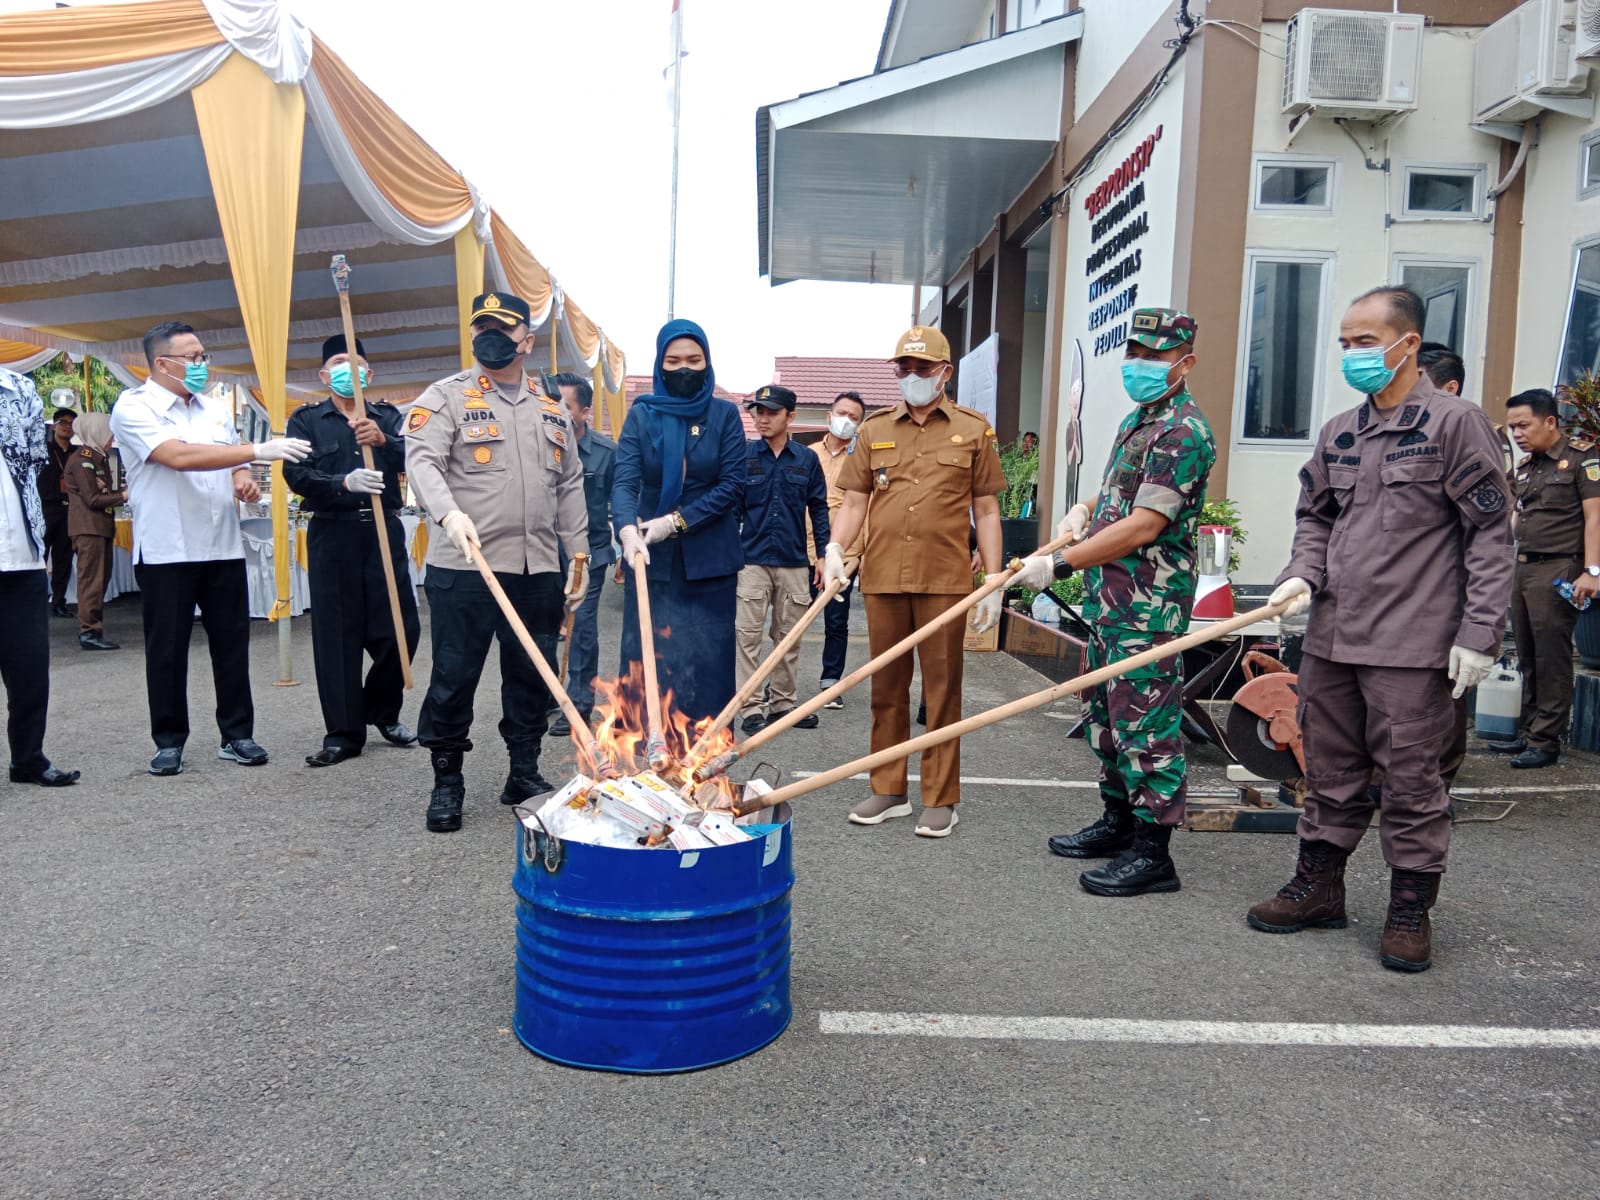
[667,0,683,321]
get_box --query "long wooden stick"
[693,530,1077,782]
[557,552,588,688]
[463,542,614,779]
[687,558,859,762]
[329,256,412,689]
[731,602,1288,813]
[629,551,670,770]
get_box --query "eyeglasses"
[892,359,943,379]
[161,352,211,365]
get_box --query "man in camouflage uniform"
[1016,307,1216,896]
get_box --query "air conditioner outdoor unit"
[1282,9,1425,120]
[1472,0,1591,124]
[1575,0,1600,57]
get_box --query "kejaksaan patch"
[1398,430,1429,447]
[1334,431,1356,450]
[1465,478,1505,513]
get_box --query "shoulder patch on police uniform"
[1334,431,1355,450]
[1465,478,1506,513]
[406,408,431,433]
[1586,461,1600,483]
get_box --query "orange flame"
[588,663,737,808]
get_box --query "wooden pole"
[686,559,858,763]
[558,552,587,688]
[463,541,614,778]
[733,603,1289,814]
[329,255,413,689]
[629,551,670,770]
[693,531,1078,782]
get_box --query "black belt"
[1517,551,1575,563]
[308,509,399,522]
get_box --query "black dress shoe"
[740,713,767,734]
[78,632,120,651]
[1509,746,1559,769]
[9,763,80,787]
[149,748,184,776]
[305,746,360,768]
[550,708,590,738]
[50,604,74,619]
[1485,737,1527,754]
[375,721,417,747]
[769,708,819,730]
[1079,845,1181,897]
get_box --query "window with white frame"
[1394,257,1476,373]
[1401,164,1486,219]
[1580,130,1600,201]
[1558,238,1600,385]
[1235,252,1331,442]
[1252,155,1336,214]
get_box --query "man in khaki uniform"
[405,291,590,834]
[823,326,1006,838]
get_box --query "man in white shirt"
[109,321,311,776]
[0,366,78,787]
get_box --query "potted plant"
[1198,495,1247,577]
[1556,372,1600,669]
[997,437,1041,560]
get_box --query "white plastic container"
[1474,664,1522,739]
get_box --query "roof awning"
[756,13,1082,288]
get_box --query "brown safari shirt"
[836,396,1006,595]
[404,366,588,575]
[1511,434,1600,556]
[1279,376,1514,668]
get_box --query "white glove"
[1270,577,1313,618]
[252,437,312,464]
[440,510,480,557]
[640,514,677,545]
[1058,503,1091,543]
[1447,645,1494,699]
[564,557,589,611]
[1012,553,1053,591]
[822,543,848,589]
[342,467,384,495]
[970,590,1002,635]
[619,524,649,567]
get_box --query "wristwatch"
[671,510,689,535]
[1051,550,1075,581]
[1587,564,1600,577]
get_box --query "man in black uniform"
[548,371,615,738]
[283,335,421,767]
[1490,388,1600,768]
[39,404,77,618]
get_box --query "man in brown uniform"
[1488,388,1600,768]
[1250,286,1513,973]
[822,326,1006,838]
[405,291,590,834]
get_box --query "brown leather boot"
[1379,870,1440,972]
[1246,839,1349,933]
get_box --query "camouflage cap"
[1127,307,1198,351]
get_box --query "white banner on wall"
[958,333,1000,427]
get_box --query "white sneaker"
[819,682,844,710]
[915,807,959,838]
[848,794,912,825]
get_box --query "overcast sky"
[286,0,916,389]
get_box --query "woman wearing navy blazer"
[612,319,747,724]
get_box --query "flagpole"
[667,0,683,321]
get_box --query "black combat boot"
[1078,821,1180,897]
[1380,869,1441,972]
[499,745,553,807]
[1246,838,1349,933]
[1047,797,1136,859]
[425,750,465,833]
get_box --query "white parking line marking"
[788,773,1600,797]
[820,1012,1600,1049]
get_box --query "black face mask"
[473,328,521,371]
[662,367,706,399]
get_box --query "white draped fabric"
[0,45,232,130]
[200,0,312,85]
[0,345,59,372]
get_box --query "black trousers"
[306,515,421,751]
[417,566,561,759]
[0,568,50,773]
[813,574,855,684]
[134,558,253,749]
[43,503,71,606]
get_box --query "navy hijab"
[636,318,716,512]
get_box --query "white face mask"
[898,371,943,408]
[828,414,859,440]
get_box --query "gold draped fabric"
[191,52,304,621]
[563,294,601,365]
[453,226,484,371]
[487,210,553,321]
[0,0,222,76]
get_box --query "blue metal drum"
[512,817,793,1073]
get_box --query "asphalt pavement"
[2,582,1597,1199]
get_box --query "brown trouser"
[1510,555,1581,751]
[72,533,111,635]
[1372,692,1468,794]
[1297,653,1453,873]
[863,591,965,808]
[734,564,812,719]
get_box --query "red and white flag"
[665,0,687,111]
